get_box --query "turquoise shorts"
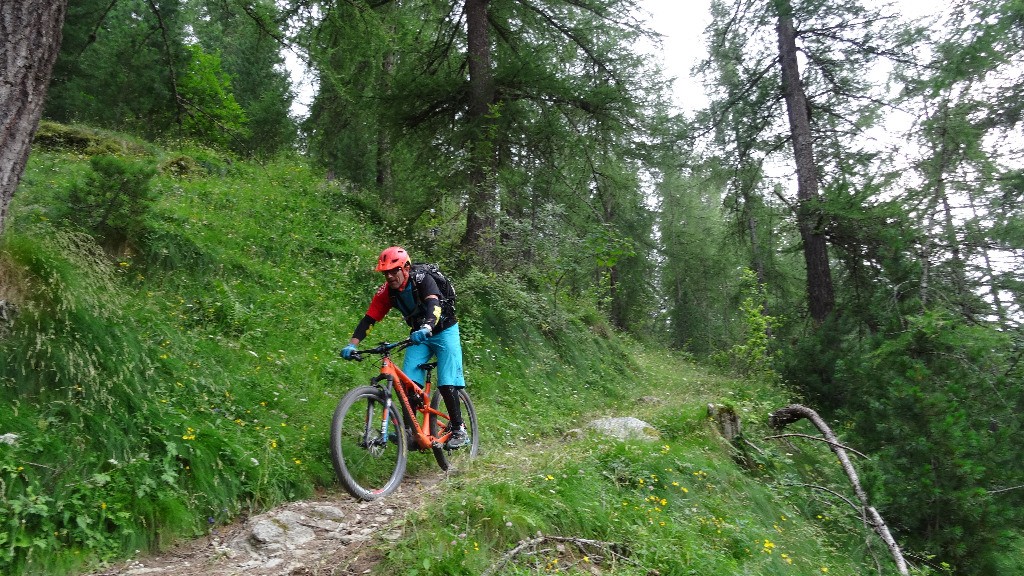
[402,323,466,388]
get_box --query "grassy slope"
[0,131,909,575]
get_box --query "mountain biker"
[340,246,468,448]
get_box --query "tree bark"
[774,0,835,323]
[0,0,68,233]
[460,0,498,259]
[376,44,396,196]
[770,404,910,575]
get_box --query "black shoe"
[446,424,468,448]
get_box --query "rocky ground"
[82,417,656,576]
[85,472,443,576]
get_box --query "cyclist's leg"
[401,342,431,386]
[433,324,466,429]
[399,343,431,442]
[433,323,466,388]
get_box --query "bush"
[61,155,157,249]
[712,269,779,379]
[833,311,1024,575]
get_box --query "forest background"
[0,0,1022,574]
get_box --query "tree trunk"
[0,0,68,233]
[376,45,396,196]
[774,0,835,323]
[460,0,498,259]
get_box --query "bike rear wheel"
[430,388,479,471]
[330,386,408,500]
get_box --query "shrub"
[712,268,778,379]
[61,155,157,249]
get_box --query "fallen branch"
[481,534,632,576]
[763,433,868,458]
[780,482,860,514]
[743,438,768,457]
[989,484,1024,495]
[781,481,883,573]
[769,404,909,576]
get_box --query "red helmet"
[375,246,411,272]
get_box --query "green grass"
[0,128,947,575]
[2,144,361,573]
[380,353,895,576]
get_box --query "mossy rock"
[159,154,202,178]
[33,121,148,156]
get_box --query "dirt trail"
[85,472,444,576]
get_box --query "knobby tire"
[429,388,479,471]
[330,386,408,500]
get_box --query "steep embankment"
[2,129,906,575]
[76,353,896,576]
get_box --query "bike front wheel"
[330,386,408,500]
[430,388,479,471]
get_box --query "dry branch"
[989,484,1024,495]
[481,534,632,576]
[763,432,868,458]
[781,481,860,513]
[769,404,909,575]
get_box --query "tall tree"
[773,0,834,323]
[45,0,272,152]
[698,0,910,329]
[186,0,297,156]
[0,0,68,233]
[45,0,190,138]
[696,0,817,348]
[301,1,398,188]
[901,0,1024,327]
[461,0,498,256]
[659,158,749,354]
[298,0,667,325]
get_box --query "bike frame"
[370,349,453,450]
[333,338,478,500]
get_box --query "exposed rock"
[247,510,316,552]
[587,417,659,441]
[86,475,442,576]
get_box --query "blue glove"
[341,344,357,360]
[410,327,430,344]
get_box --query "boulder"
[587,417,659,441]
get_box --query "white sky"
[638,0,713,114]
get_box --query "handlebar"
[342,339,413,362]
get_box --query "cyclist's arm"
[420,296,441,333]
[350,314,375,345]
[350,285,392,345]
[414,275,442,333]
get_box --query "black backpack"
[409,263,457,320]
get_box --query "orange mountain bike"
[330,339,479,500]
